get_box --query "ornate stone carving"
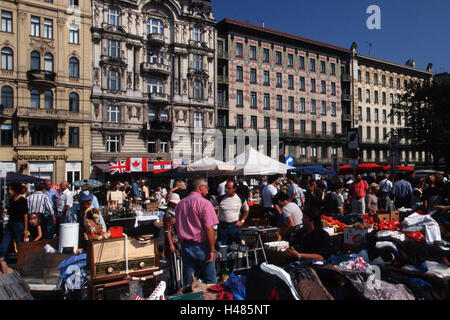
[127,72,133,88]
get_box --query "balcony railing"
[145,120,172,132]
[341,74,352,82]
[342,93,352,101]
[26,70,56,87]
[218,75,228,83]
[16,107,89,121]
[147,33,165,45]
[140,62,170,76]
[148,92,169,103]
[217,51,229,59]
[217,101,229,109]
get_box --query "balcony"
[16,107,89,121]
[148,92,169,103]
[342,113,353,122]
[217,51,229,59]
[140,62,170,76]
[217,101,229,109]
[144,120,172,132]
[26,70,56,87]
[147,33,165,46]
[0,106,15,119]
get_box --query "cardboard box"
[377,211,399,222]
[344,226,373,246]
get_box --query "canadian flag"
[153,161,172,174]
[126,158,148,172]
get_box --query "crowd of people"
[1,170,449,290]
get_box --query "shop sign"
[13,155,68,161]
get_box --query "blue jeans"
[181,241,217,286]
[44,215,55,240]
[218,223,241,246]
[0,222,25,258]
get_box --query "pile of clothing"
[321,215,347,233]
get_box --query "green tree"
[392,80,450,170]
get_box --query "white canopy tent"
[226,147,294,176]
[178,157,236,175]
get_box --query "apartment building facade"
[90,0,216,172]
[0,0,92,183]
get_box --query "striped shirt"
[27,191,55,216]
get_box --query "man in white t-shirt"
[56,181,73,226]
[379,174,393,195]
[217,179,249,245]
[273,192,303,243]
[262,174,281,226]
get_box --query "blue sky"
[212,0,450,74]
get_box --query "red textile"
[404,232,425,243]
[267,287,279,300]
[321,215,347,231]
[206,284,234,300]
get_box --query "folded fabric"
[206,283,234,300]
[404,231,425,243]
[224,273,246,300]
[375,241,399,252]
[424,261,450,278]
[260,263,301,300]
[402,213,442,243]
[375,230,406,242]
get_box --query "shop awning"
[93,163,110,173]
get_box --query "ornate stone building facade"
[0,0,92,183]
[90,0,216,170]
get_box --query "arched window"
[1,86,13,108]
[44,53,54,72]
[69,57,79,78]
[1,47,13,70]
[30,51,40,70]
[108,70,120,91]
[69,92,79,112]
[107,8,119,26]
[147,18,163,34]
[30,88,40,108]
[43,90,53,109]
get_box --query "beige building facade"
[0,0,92,183]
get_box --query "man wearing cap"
[217,179,249,246]
[175,176,218,285]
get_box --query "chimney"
[427,63,433,72]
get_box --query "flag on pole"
[126,158,148,172]
[153,161,171,174]
[109,160,128,175]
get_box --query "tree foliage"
[391,79,450,169]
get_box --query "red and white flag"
[126,158,148,172]
[153,161,171,174]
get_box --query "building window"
[331,63,336,75]
[194,80,203,99]
[321,146,327,159]
[194,112,203,128]
[250,68,257,84]
[108,40,120,57]
[277,118,282,132]
[300,145,306,157]
[383,128,387,141]
[310,79,316,92]
[1,86,13,108]
[390,110,394,124]
[263,70,270,85]
[322,121,327,134]
[358,107,362,121]
[299,77,305,91]
[263,93,270,110]
[375,127,379,141]
[374,108,379,122]
[321,101,326,115]
[311,121,316,134]
[331,146,337,156]
[217,40,223,54]
[374,73,378,85]
[366,108,371,121]
[374,91,379,104]
[147,140,156,153]
[148,18,163,34]
[236,114,243,129]
[30,89,40,108]
[310,58,315,71]
[236,43,243,57]
[148,108,156,121]
[108,70,120,91]
[331,82,336,96]
[289,119,294,132]
[382,92,386,105]
[389,77,393,88]
[288,96,294,112]
[69,57,79,78]
[236,90,243,107]
[382,109,387,123]
[358,70,362,82]
[108,8,119,26]
[147,50,164,64]
[43,19,53,39]
[299,56,305,69]
[160,109,168,121]
[321,80,326,94]
[70,0,79,7]
[107,105,120,122]
[288,75,294,89]
[44,53,53,72]
[250,91,257,108]
[311,146,317,158]
[276,73,282,87]
[332,122,337,134]
[193,137,202,154]
[0,124,12,146]
[390,93,394,105]
[288,54,293,67]
[106,135,120,153]
[330,102,336,116]
[300,98,305,113]
[69,127,79,147]
[250,116,257,130]
[366,89,370,103]
[276,51,282,65]
[147,77,163,94]
[263,48,269,62]
[365,72,370,84]
[358,88,362,102]
[30,125,54,146]
[1,11,12,33]
[276,95,282,111]
[160,141,168,153]
[30,51,40,70]
[31,16,40,37]
[397,113,401,125]
[43,90,53,109]
[1,47,13,70]
[311,99,316,114]
[250,45,256,59]
[194,54,202,70]
[236,66,243,82]
[69,24,79,44]
[320,60,326,73]
[69,92,79,112]
[300,120,306,133]
[366,126,371,140]
[397,78,401,89]
[382,75,386,86]
[264,117,270,130]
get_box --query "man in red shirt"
[348,174,369,214]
